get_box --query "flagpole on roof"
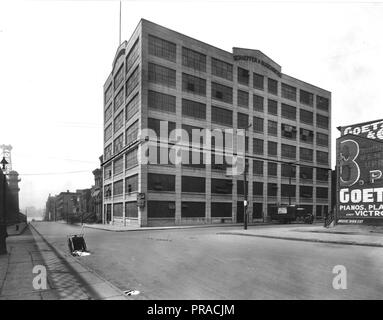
[119,0,122,45]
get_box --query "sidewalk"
[0,225,127,300]
[6,222,28,236]
[76,221,278,232]
[218,224,383,247]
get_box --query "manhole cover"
[124,289,140,296]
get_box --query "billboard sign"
[338,118,383,141]
[337,134,383,222]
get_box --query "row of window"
[253,160,329,180]
[148,62,329,113]
[105,167,329,196]
[252,140,328,163]
[147,116,328,155]
[104,121,139,161]
[145,88,329,131]
[144,173,328,199]
[146,201,233,219]
[147,34,330,111]
[105,130,328,167]
[107,38,140,109]
[104,174,139,198]
[240,182,329,199]
[104,147,139,179]
[106,202,138,218]
[107,201,328,219]
[106,35,330,112]
[146,118,329,163]
[105,94,140,140]
[148,64,329,131]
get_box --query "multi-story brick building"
[102,19,331,227]
[91,155,103,223]
[55,191,78,222]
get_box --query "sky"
[1,0,383,211]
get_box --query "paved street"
[30,222,383,300]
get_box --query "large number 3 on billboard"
[339,139,360,187]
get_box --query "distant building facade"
[101,19,332,227]
[90,155,103,223]
[46,155,103,223]
[45,194,57,221]
[0,169,24,224]
[55,191,78,222]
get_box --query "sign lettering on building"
[336,134,383,221]
[136,193,146,208]
[339,119,383,140]
[233,55,282,77]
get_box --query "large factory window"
[211,178,233,194]
[148,90,176,113]
[126,38,139,74]
[253,73,264,90]
[300,89,314,106]
[125,174,138,193]
[182,99,206,120]
[148,35,176,62]
[238,67,249,85]
[212,82,233,104]
[147,201,175,218]
[281,144,296,159]
[148,173,175,192]
[181,202,206,218]
[300,109,313,125]
[182,176,205,193]
[237,90,249,108]
[253,94,264,112]
[211,203,232,217]
[267,78,278,95]
[182,73,206,96]
[148,63,176,88]
[125,202,138,218]
[182,47,206,72]
[268,99,278,115]
[281,83,297,101]
[211,58,233,81]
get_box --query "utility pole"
[288,162,297,206]
[242,123,251,230]
[244,160,248,230]
[289,163,292,206]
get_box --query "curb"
[217,232,383,248]
[29,223,129,300]
[81,223,263,232]
[75,221,322,232]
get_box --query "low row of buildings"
[44,157,103,223]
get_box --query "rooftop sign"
[232,47,282,77]
[338,118,383,141]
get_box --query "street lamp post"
[244,160,248,230]
[288,162,297,206]
[289,163,293,206]
[1,157,9,255]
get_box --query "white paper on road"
[72,250,91,257]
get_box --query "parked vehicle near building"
[269,205,314,224]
